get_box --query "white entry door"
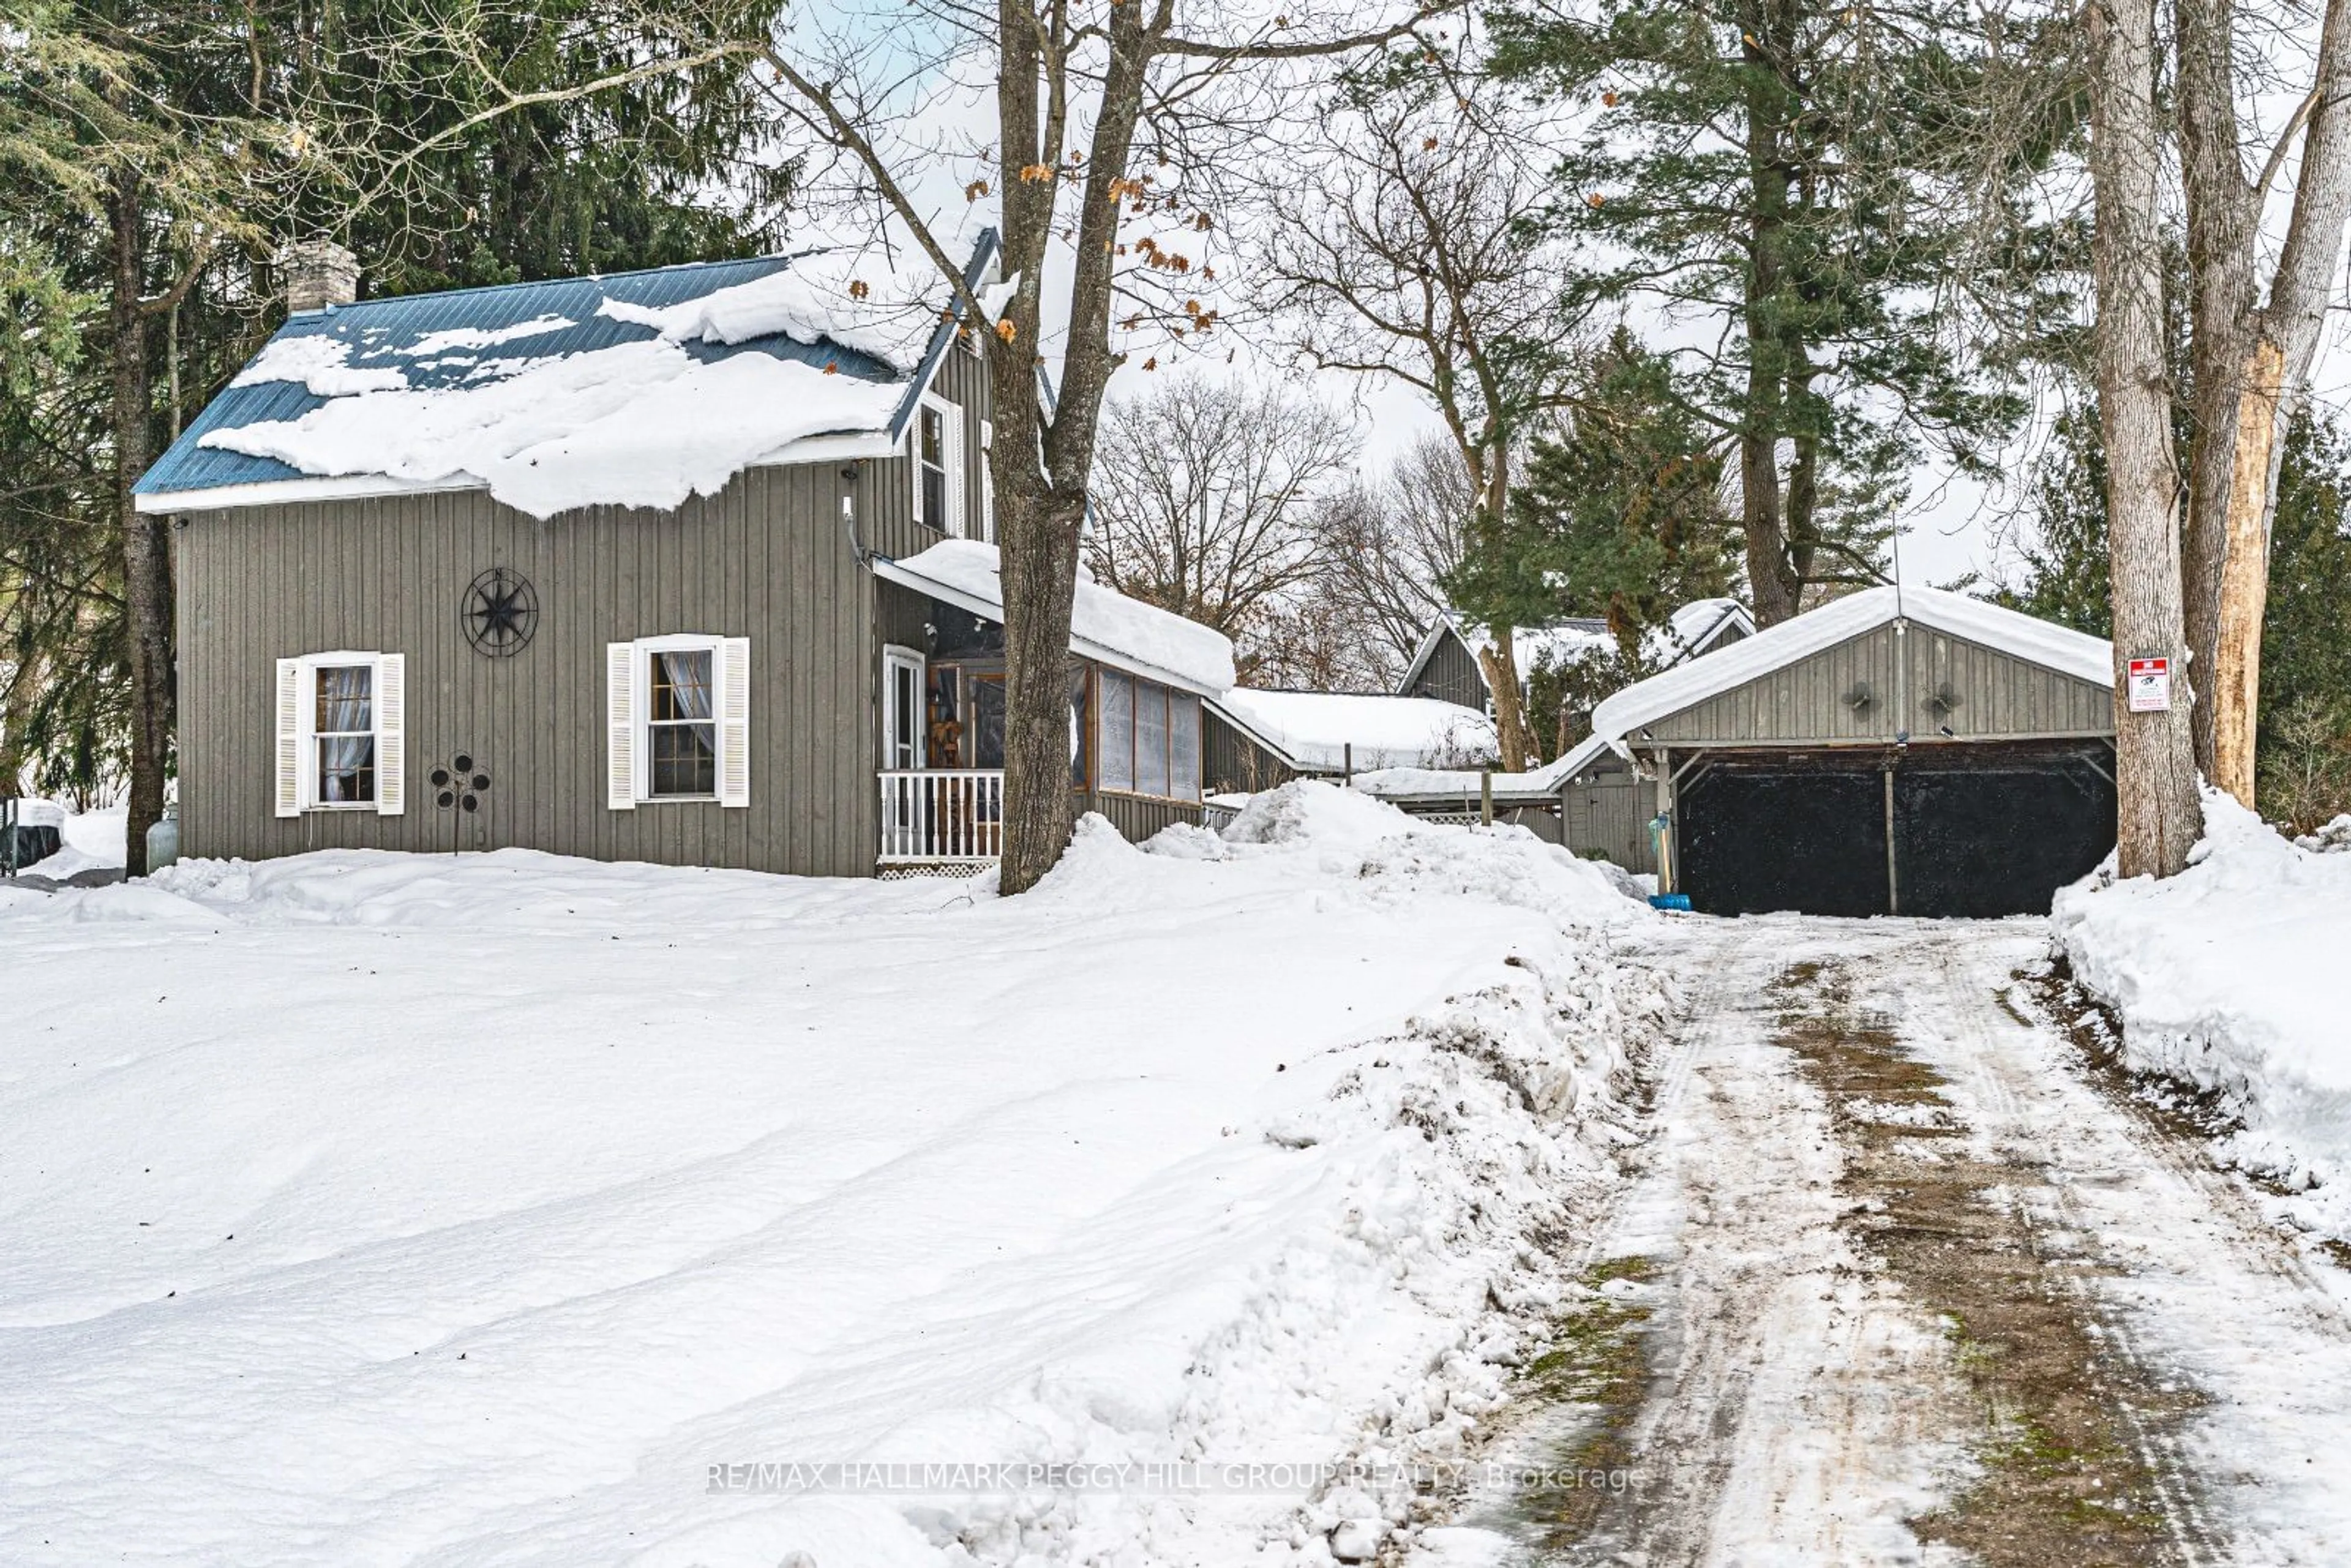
[882,645,926,770]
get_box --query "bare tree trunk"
[1740,20,1801,629]
[1477,636,1532,771]
[0,646,37,795]
[2175,0,2351,804]
[2089,0,2202,877]
[996,488,1082,894]
[2210,340,2285,801]
[110,171,170,878]
[2175,0,2256,782]
[2212,0,2351,804]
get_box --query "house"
[1549,585,2117,917]
[1203,690,1495,795]
[1398,599,1756,714]
[134,233,1234,877]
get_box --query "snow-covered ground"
[2055,792,2351,1247]
[0,786,1667,1567]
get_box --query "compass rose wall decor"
[462,566,538,656]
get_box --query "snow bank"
[882,539,1239,694]
[0,785,1661,1566]
[1215,690,1497,772]
[2053,790,2351,1241]
[206,342,902,519]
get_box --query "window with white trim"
[1091,669,1202,802]
[275,652,405,817]
[314,663,376,803]
[606,635,751,809]
[912,393,966,536]
[647,647,716,797]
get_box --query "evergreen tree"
[1455,330,1743,654]
[1443,329,1744,759]
[1488,0,2074,623]
[0,1,789,852]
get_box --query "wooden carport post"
[1652,746,1674,894]
[1883,764,1900,915]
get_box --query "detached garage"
[1554,587,2117,918]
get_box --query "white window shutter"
[943,410,967,538]
[909,426,926,527]
[275,658,304,818]
[978,419,996,542]
[373,654,405,816]
[719,637,751,808]
[606,641,637,810]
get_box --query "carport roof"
[1586,586,2112,756]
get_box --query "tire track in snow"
[1913,934,2224,1564]
[1491,921,1975,1567]
[1449,915,2351,1568]
[1890,930,2351,1567]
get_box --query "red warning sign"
[2128,656,2172,713]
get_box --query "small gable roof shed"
[1558,587,2120,919]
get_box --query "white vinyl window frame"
[911,391,966,537]
[606,634,751,810]
[274,651,405,818]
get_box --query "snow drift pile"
[0,785,1663,1567]
[2053,790,2351,1244]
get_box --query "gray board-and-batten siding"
[1630,622,2112,748]
[173,344,981,877]
[176,458,916,877]
[1401,628,1487,711]
[168,341,1206,874]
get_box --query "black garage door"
[1678,743,2116,918]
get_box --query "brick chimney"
[282,239,359,314]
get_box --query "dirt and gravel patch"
[1774,956,2203,1568]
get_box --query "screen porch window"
[313,664,375,805]
[647,648,716,798]
[1092,669,1201,802]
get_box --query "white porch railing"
[879,769,1006,863]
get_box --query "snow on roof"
[874,539,1238,696]
[1541,730,1623,788]
[203,342,904,520]
[1407,599,1755,694]
[1348,766,1566,804]
[140,234,998,519]
[1663,598,1753,655]
[1460,618,1615,671]
[1591,585,2114,745]
[594,245,942,372]
[1213,690,1496,772]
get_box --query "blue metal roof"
[137,252,915,497]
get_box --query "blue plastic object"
[1648,892,1693,911]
